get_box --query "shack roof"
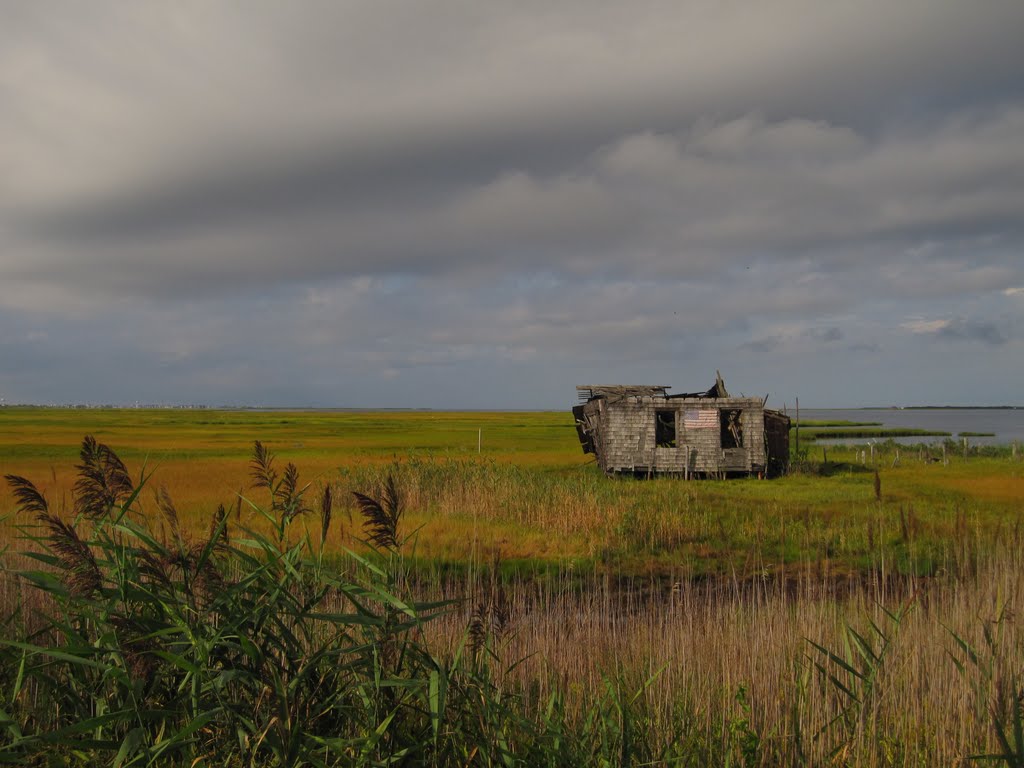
[576,385,669,402]
[577,373,731,403]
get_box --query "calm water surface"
[797,408,1024,446]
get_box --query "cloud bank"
[2,2,1023,407]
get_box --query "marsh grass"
[1,439,1023,764]
[797,428,952,440]
[331,449,1019,585]
[3,408,1021,573]
[1,426,1023,765]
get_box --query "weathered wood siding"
[582,396,769,475]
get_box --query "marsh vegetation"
[0,410,1021,765]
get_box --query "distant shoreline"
[862,406,1022,411]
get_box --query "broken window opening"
[720,409,744,449]
[655,410,677,448]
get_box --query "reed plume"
[249,440,276,490]
[4,474,49,517]
[274,462,310,519]
[353,474,402,551]
[210,503,230,553]
[469,593,513,657]
[8,462,103,593]
[156,485,182,545]
[74,435,133,518]
[37,512,102,598]
[320,485,333,547]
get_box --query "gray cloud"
[738,325,844,354]
[808,328,844,344]
[935,318,1008,346]
[7,109,1024,305]
[1,2,1023,406]
[904,316,1010,346]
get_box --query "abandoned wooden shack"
[572,374,791,477]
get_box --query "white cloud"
[903,318,950,334]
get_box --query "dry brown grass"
[411,543,1024,765]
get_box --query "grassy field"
[2,408,1023,764]
[0,407,575,548]
[1,406,1022,577]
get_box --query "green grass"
[794,427,951,440]
[0,406,579,465]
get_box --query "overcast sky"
[2,2,1023,408]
